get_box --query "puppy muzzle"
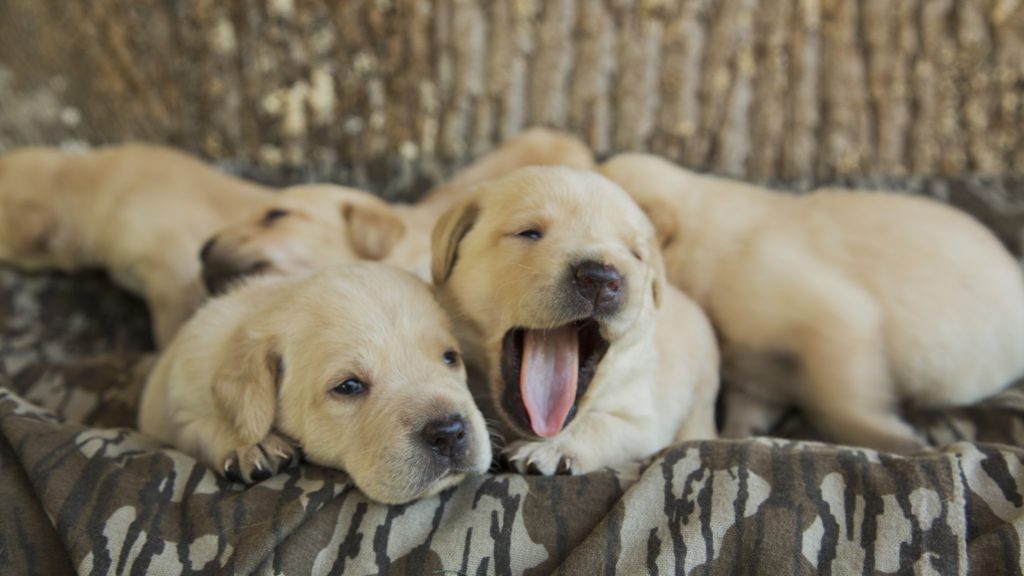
[199,235,273,295]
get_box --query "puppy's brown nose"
[574,260,623,313]
[421,415,468,459]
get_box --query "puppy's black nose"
[199,236,218,262]
[574,260,624,313]
[421,415,468,459]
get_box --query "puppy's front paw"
[222,432,300,484]
[502,440,580,476]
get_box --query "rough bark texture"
[1,0,1023,199]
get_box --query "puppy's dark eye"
[330,378,366,396]
[261,208,290,225]
[516,229,543,241]
[442,350,460,367]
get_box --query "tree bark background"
[0,0,1022,200]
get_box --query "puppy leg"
[143,267,206,348]
[222,430,301,484]
[720,388,788,439]
[147,285,204,348]
[503,411,660,475]
[719,348,795,438]
[790,282,926,453]
[179,418,299,485]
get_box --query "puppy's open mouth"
[500,320,610,438]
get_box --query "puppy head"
[432,167,665,439]
[200,184,405,294]
[214,264,491,504]
[0,148,63,266]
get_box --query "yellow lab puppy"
[200,127,595,286]
[140,263,492,504]
[431,167,719,475]
[601,153,1024,453]
[0,144,405,346]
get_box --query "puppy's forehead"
[311,265,451,336]
[479,167,651,230]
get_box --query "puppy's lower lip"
[500,320,609,437]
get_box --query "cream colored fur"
[0,144,269,346]
[0,144,405,347]
[431,167,719,475]
[140,263,491,504]
[601,153,1024,453]
[202,127,596,284]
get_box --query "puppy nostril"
[199,236,218,262]
[574,261,624,298]
[421,415,468,459]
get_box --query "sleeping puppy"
[139,263,491,504]
[199,183,406,294]
[600,153,1024,453]
[0,144,404,347]
[431,167,719,475]
[200,127,594,286]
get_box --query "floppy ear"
[636,198,678,250]
[650,246,668,308]
[212,333,283,443]
[341,196,406,260]
[431,198,480,285]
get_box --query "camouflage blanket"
[1,175,1024,575]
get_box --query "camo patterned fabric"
[1,176,1023,575]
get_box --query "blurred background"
[1,0,1023,206]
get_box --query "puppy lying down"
[432,167,719,475]
[0,144,406,347]
[601,153,1024,453]
[139,263,491,504]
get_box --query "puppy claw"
[220,431,301,485]
[503,441,581,476]
[555,457,574,475]
[250,465,272,483]
[492,452,512,473]
[223,457,243,483]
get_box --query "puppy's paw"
[222,432,300,484]
[502,440,580,476]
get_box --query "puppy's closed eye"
[261,208,290,226]
[515,229,543,241]
[330,378,367,397]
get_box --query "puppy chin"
[347,437,492,505]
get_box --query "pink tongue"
[520,327,579,438]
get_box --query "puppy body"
[0,144,271,345]
[432,167,718,475]
[140,263,491,504]
[601,153,1024,452]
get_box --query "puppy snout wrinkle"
[202,257,270,295]
[199,236,217,262]
[574,260,623,312]
[421,415,468,458]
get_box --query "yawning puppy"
[601,153,1024,453]
[431,167,719,475]
[139,263,491,504]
